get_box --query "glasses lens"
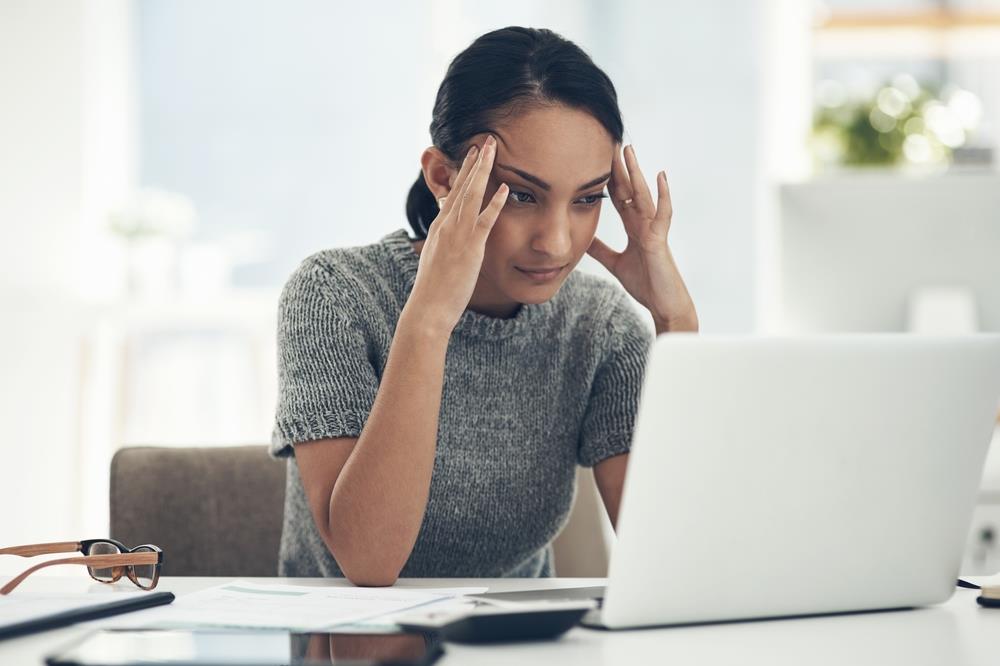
[85,541,122,582]
[130,546,157,589]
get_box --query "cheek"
[571,215,601,253]
[579,213,600,236]
[482,223,522,274]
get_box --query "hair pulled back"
[405,26,624,238]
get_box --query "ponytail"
[405,170,440,237]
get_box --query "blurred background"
[2,0,1000,573]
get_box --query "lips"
[518,266,565,272]
[515,264,567,282]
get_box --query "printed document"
[102,581,487,631]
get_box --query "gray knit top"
[269,228,654,578]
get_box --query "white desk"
[3,576,1000,664]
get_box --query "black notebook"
[0,591,175,641]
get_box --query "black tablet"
[45,628,442,666]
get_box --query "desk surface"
[3,575,999,664]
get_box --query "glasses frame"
[0,539,163,595]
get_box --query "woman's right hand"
[406,134,509,334]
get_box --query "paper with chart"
[100,581,488,631]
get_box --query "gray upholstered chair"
[110,445,286,577]
[110,445,610,578]
[552,467,611,577]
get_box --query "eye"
[579,192,609,206]
[507,189,609,207]
[508,189,536,205]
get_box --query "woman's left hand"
[587,144,698,334]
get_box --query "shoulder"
[278,238,393,315]
[557,269,653,344]
[275,241,403,345]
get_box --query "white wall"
[0,0,135,569]
[583,2,765,333]
[0,2,85,562]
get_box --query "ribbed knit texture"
[270,228,654,578]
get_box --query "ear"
[420,147,458,201]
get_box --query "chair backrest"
[552,467,611,577]
[110,445,286,577]
[110,445,610,578]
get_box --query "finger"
[475,182,510,235]
[455,142,488,225]
[654,170,673,234]
[439,144,480,218]
[622,144,655,218]
[608,146,634,215]
[457,134,496,229]
[587,236,620,272]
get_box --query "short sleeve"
[577,290,655,467]
[270,257,380,458]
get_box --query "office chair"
[110,445,286,577]
[110,445,609,578]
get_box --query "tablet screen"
[46,628,441,666]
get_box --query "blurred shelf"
[819,10,1000,30]
[814,10,1000,59]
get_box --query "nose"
[528,212,572,261]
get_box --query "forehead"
[490,105,616,187]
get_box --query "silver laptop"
[592,333,1000,628]
[485,335,1000,629]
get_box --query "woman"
[270,26,697,586]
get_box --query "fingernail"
[486,135,496,148]
[467,145,479,160]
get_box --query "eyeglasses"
[0,539,163,595]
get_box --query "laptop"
[479,334,1000,629]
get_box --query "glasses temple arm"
[0,541,81,558]
[0,552,158,595]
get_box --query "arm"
[652,311,699,336]
[290,136,505,587]
[594,317,698,531]
[294,304,450,587]
[593,452,628,530]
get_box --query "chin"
[507,276,569,305]
[516,292,553,305]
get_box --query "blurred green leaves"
[810,75,981,169]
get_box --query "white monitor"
[778,172,1000,333]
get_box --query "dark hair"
[405,26,625,239]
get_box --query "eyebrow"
[494,163,611,193]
